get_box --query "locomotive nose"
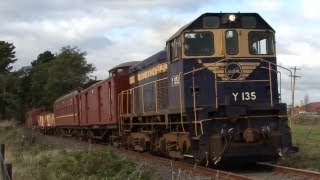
[243,128,261,143]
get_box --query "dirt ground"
[33,131,100,150]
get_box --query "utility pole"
[290,66,301,115]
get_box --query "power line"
[290,66,301,115]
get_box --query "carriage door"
[85,92,89,123]
[108,81,112,121]
[97,86,102,122]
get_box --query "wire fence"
[290,114,320,152]
[294,130,320,151]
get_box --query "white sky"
[0,0,319,105]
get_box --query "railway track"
[256,163,320,179]
[118,148,250,180]
[232,162,320,179]
[118,148,320,179]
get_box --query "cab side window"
[248,31,275,55]
[167,37,181,63]
[184,32,214,56]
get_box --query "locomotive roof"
[129,50,167,73]
[109,61,141,72]
[167,12,274,42]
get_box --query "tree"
[29,51,56,107]
[0,45,95,120]
[0,41,17,120]
[43,46,95,109]
[0,41,17,73]
[1,70,26,120]
[31,50,55,67]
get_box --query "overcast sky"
[1,0,319,106]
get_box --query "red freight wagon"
[53,90,80,127]
[80,80,110,126]
[25,108,44,128]
[80,62,139,127]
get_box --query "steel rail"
[118,148,251,180]
[258,163,320,179]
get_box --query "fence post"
[1,144,5,180]
[4,163,12,180]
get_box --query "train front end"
[166,13,298,165]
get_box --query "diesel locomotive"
[32,13,297,165]
[118,13,297,164]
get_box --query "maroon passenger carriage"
[52,61,139,142]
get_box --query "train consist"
[28,13,297,165]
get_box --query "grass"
[0,125,158,180]
[291,124,320,147]
[278,115,320,171]
[14,148,155,180]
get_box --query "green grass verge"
[278,116,320,171]
[0,126,158,180]
[14,148,156,180]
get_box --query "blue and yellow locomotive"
[119,13,297,165]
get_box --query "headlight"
[229,14,236,22]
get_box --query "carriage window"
[184,32,214,56]
[117,68,123,73]
[109,70,116,76]
[225,30,238,55]
[248,31,275,55]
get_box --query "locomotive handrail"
[260,66,282,102]
[118,57,294,132]
[183,57,293,130]
[183,57,293,111]
[192,68,198,136]
[269,63,274,107]
[179,72,185,132]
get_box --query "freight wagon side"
[79,61,140,142]
[37,113,55,134]
[25,108,44,128]
[53,90,80,136]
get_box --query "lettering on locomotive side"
[171,75,180,87]
[137,63,167,81]
[232,92,256,101]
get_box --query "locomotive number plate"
[171,75,180,87]
[232,92,256,101]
